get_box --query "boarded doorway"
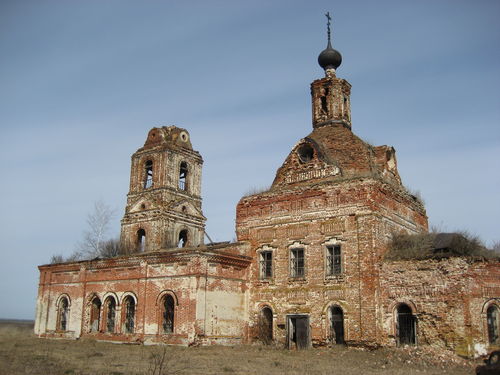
[287,315,310,349]
[397,304,416,345]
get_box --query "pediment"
[168,199,206,219]
[128,196,162,213]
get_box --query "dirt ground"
[0,321,481,375]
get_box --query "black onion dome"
[318,40,342,71]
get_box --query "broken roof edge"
[239,174,426,213]
[38,241,251,270]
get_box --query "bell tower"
[311,12,351,129]
[120,126,206,253]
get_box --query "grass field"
[0,321,477,375]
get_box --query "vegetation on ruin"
[385,231,499,261]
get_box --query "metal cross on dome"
[325,12,332,43]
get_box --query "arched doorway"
[396,303,416,345]
[258,307,273,344]
[329,305,345,344]
[487,305,499,344]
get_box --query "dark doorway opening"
[397,304,416,345]
[330,306,345,344]
[259,307,273,344]
[287,315,309,349]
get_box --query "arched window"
[396,303,416,345]
[179,162,188,191]
[104,297,116,333]
[90,297,101,333]
[57,297,69,331]
[487,305,499,344]
[329,306,345,344]
[178,229,188,248]
[137,229,146,252]
[123,296,135,334]
[258,307,273,344]
[144,160,153,189]
[161,295,175,334]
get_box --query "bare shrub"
[147,346,183,375]
[385,232,435,260]
[404,185,425,205]
[385,231,496,260]
[50,254,65,264]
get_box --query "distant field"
[0,321,477,375]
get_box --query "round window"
[180,131,189,142]
[297,144,314,163]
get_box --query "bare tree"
[491,240,500,255]
[76,200,117,259]
[50,254,64,264]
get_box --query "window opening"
[326,245,342,276]
[124,296,135,334]
[137,229,146,252]
[259,251,273,279]
[144,160,153,189]
[90,297,101,333]
[258,307,273,344]
[179,162,188,191]
[487,305,499,344]
[58,297,69,331]
[330,306,345,344]
[105,297,116,333]
[297,144,314,163]
[320,87,329,114]
[162,295,175,334]
[290,248,305,278]
[397,304,416,345]
[178,230,188,248]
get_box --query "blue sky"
[0,0,499,319]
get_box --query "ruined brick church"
[35,21,499,356]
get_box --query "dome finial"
[326,11,332,45]
[318,12,342,75]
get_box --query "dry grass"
[0,321,476,375]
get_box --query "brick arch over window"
[55,294,71,332]
[156,291,179,334]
